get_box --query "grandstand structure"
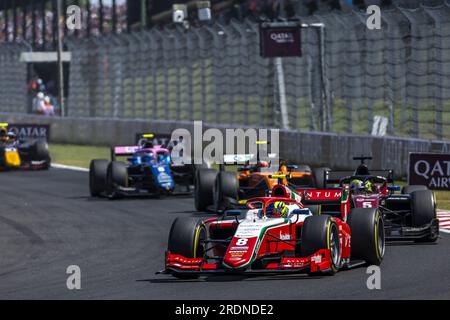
[0,1,404,50]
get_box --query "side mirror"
[388,186,401,192]
[225,210,241,217]
[291,209,310,216]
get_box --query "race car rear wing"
[110,146,140,161]
[325,169,394,185]
[219,140,277,169]
[299,189,343,205]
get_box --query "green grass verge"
[49,143,110,169]
[49,143,450,210]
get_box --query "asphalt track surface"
[1,169,450,300]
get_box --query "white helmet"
[37,92,45,99]
[350,179,364,191]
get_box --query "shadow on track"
[142,273,327,284]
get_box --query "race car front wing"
[157,249,334,276]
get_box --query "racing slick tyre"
[31,140,51,168]
[411,190,438,243]
[402,185,428,194]
[106,161,128,199]
[89,159,109,197]
[300,215,341,275]
[348,208,385,266]
[313,167,331,189]
[167,217,207,279]
[213,171,239,212]
[194,168,218,211]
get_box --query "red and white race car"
[159,184,385,278]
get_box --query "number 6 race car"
[158,183,385,279]
[322,156,439,242]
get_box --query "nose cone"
[223,237,258,269]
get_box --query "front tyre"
[213,171,238,212]
[194,168,218,211]
[89,159,109,197]
[106,161,128,199]
[348,208,385,266]
[402,185,428,194]
[301,215,341,275]
[411,190,438,243]
[167,217,207,279]
[313,167,331,189]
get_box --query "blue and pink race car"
[89,134,199,199]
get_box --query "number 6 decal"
[363,201,373,208]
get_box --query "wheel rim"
[376,215,385,259]
[194,226,206,258]
[329,223,341,268]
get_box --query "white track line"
[51,163,89,172]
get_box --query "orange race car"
[194,142,330,212]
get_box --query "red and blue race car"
[159,183,385,278]
[320,156,439,242]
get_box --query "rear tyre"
[89,159,109,197]
[301,215,341,275]
[106,161,128,199]
[411,190,438,243]
[348,208,385,266]
[402,185,428,194]
[168,217,207,279]
[30,140,51,169]
[194,168,218,211]
[32,140,50,161]
[213,171,239,212]
[313,167,331,189]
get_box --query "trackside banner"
[259,23,302,58]
[8,124,50,141]
[409,152,450,190]
[135,133,173,147]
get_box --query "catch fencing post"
[301,23,327,131]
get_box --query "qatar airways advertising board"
[408,152,450,190]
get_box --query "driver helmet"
[7,131,16,141]
[350,179,364,192]
[267,201,289,218]
[140,139,154,149]
[258,161,269,168]
[364,180,373,192]
[0,127,8,142]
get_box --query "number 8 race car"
[158,183,385,279]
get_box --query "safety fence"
[1,3,450,141]
[3,112,450,178]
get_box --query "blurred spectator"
[32,92,46,114]
[42,96,55,116]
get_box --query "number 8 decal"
[236,238,248,246]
